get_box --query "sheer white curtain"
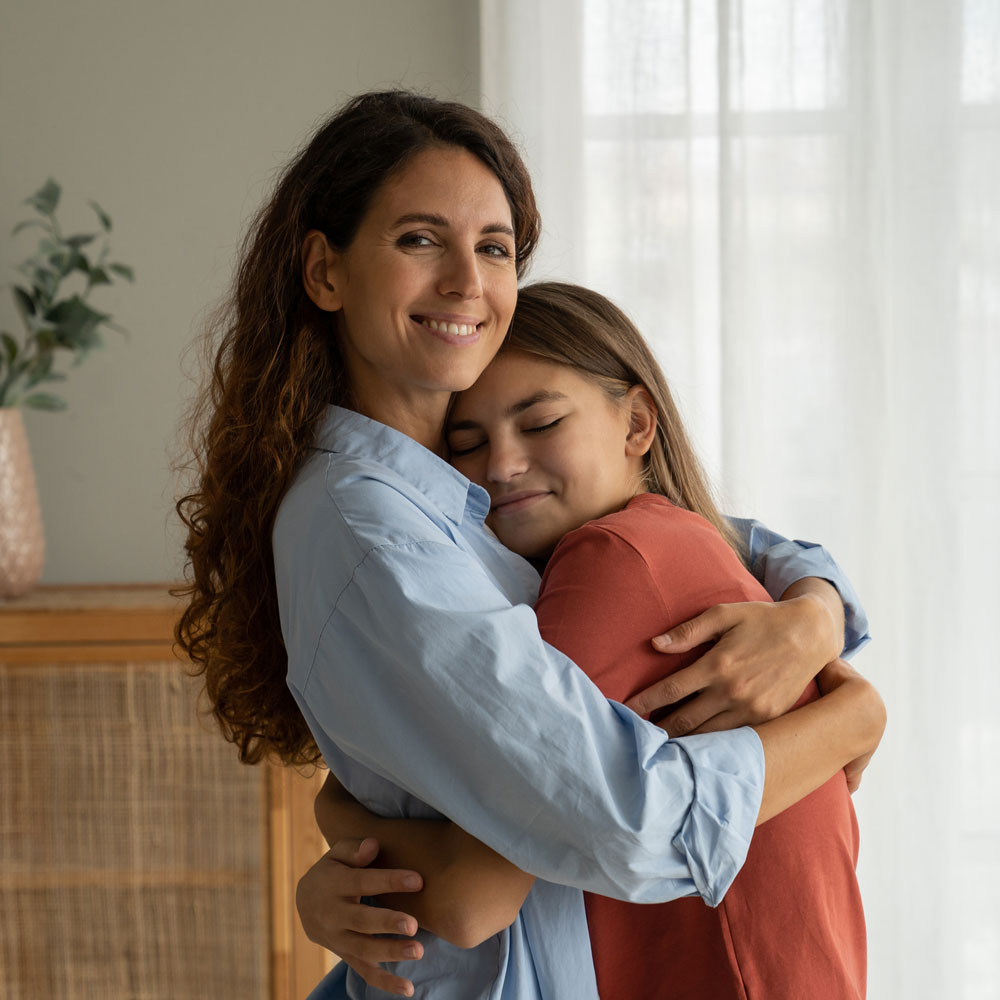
[481,1,1000,997]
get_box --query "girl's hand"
[296,837,424,998]
[625,586,842,736]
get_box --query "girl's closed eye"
[524,417,563,434]
[448,436,486,457]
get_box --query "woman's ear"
[302,230,344,312]
[624,385,658,458]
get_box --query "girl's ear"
[302,230,344,312]
[624,385,658,458]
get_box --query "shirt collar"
[313,405,491,526]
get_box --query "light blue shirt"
[274,406,870,1000]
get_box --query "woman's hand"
[815,657,885,793]
[625,581,844,736]
[296,837,424,998]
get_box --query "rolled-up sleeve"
[729,516,871,656]
[287,537,762,906]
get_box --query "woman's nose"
[439,247,483,299]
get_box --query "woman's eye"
[479,242,512,258]
[525,418,563,434]
[397,233,435,248]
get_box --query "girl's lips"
[490,491,551,516]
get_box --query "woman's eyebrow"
[392,212,515,238]
[448,391,568,431]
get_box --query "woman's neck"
[350,388,451,456]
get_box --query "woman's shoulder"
[275,444,470,560]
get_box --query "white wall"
[0,0,479,583]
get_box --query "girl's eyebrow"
[448,391,568,431]
[392,212,515,238]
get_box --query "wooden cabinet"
[0,586,334,1000]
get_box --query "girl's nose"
[485,436,528,484]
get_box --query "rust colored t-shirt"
[534,493,866,1000]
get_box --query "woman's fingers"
[651,603,737,653]
[623,660,711,720]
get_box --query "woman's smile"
[305,144,519,446]
[412,313,484,341]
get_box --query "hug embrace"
[177,91,885,999]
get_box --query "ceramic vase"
[0,408,45,598]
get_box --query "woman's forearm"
[315,775,534,948]
[753,658,885,825]
[778,577,845,661]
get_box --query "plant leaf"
[109,262,135,282]
[88,266,111,286]
[44,295,109,352]
[2,332,18,364]
[23,392,67,411]
[11,219,47,236]
[89,200,112,231]
[26,179,61,216]
[13,285,36,317]
[65,233,96,249]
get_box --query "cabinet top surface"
[0,584,182,615]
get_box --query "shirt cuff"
[753,537,872,658]
[669,726,764,907]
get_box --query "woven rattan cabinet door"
[0,586,332,1000]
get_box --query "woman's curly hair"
[175,91,540,766]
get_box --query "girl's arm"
[312,773,534,948]
[299,663,884,965]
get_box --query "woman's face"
[447,350,647,560]
[323,146,519,428]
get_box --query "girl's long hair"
[175,91,540,766]
[506,282,745,559]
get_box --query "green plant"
[0,179,134,410]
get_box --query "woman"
[308,282,874,999]
[177,91,876,1000]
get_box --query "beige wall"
[0,0,480,584]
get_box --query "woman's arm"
[313,772,534,949]
[752,657,884,823]
[627,577,845,735]
[627,514,871,736]
[297,657,883,984]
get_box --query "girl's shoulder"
[588,492,722,549]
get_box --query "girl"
[176,91,878,1000]
[309,281,874,999]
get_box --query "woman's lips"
[412,314,482,340]
[490,490,551,516]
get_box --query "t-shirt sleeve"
[287,526,762,907]
[536,514,771,708]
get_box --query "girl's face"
[447,350,651,560]
[306,146,519,438]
